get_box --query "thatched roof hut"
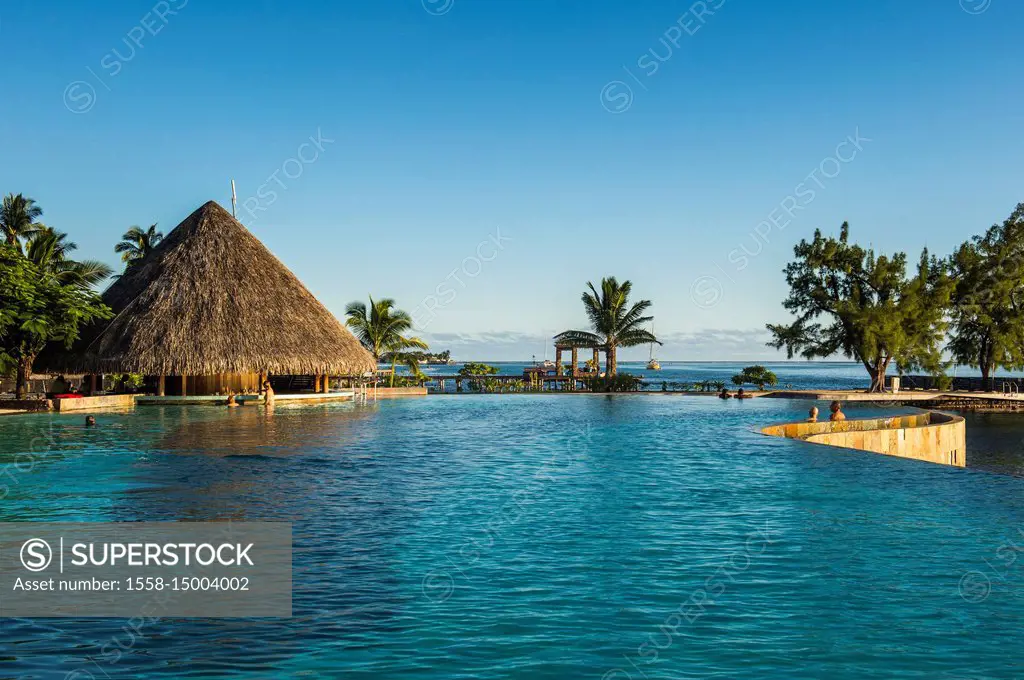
[55,200,376,378]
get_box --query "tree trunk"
[607,345,617,377]
[864,357,889,393]
[978,339,990,392]
[390,357,397,387]
[15,353,35,399]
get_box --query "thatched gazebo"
[49,200,375,396]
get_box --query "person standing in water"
[807,406,819,422]
[829,401,847,421]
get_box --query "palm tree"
[0,194,44,250]
[396,353,428,385]
[345,297,429,386]
[115,224,163,269]
[555,276,659,376]
[27,227,113,288]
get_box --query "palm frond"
[116,224,163,266]
[554,330,603,347]
[616,329,660,347]
[61,260,114,288]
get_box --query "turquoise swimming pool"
[2,396,1022,678]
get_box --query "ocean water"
[414,361,1017,392]
[2,396,1023,678]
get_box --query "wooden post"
[181,375,187,397]
[157,375,165,397]
[323,375,330,394]
[593,348,600,373]
[555,347,563,376]
[570,347,578,391]
[89,374,97,395]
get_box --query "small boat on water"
[646,323,661,370]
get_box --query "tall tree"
[0,244,112,398]
[767,222,953,392]
[555,277,659,376]
[0,194,44,250]
[115,224,163,269]
[947,203,1024,389]
[732,365,779,390]
[345,297,429,386]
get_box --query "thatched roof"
[54,201,376,376]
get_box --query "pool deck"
[0,389,401,414]
[1,388,1023,413]
[765,390,939,401]
[763,389,1024,405]
[762,411,967,467]
[136,391,356,405]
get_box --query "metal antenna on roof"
[230,179,237,218]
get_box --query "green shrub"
[390,375,426,388]
[108,373,144,393]
[458,362,499,377]
[458,363,500,392]
[586,373,643,392]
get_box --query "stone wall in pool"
[762,411,966,467]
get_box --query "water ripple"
[1,397,1022,678]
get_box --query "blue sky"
[2,0,1022,360]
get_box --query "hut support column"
[89,374,97,395]
[157,375,165,397]
[555,348,563,376]
[323,375,330,394]
[180,375,187,397]
[593,348,600,373]
[571,347,578,390]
